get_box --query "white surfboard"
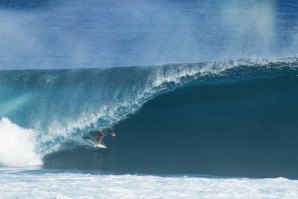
[82,137,107,149]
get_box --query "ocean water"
[1,58,298,198]
[1,0,298,198]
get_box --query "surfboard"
[82,137,107,149]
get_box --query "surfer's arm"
[98,131,105,143]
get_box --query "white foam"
[0,118,42,167]
[152,57,298,88]
[0,169,297,199]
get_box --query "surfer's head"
[110,132,116,137]
[107,128,116,137]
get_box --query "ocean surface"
[1,168,298,199]
[1,58,298,198]
[1,0,298,198]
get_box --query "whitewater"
[1,168,298,199]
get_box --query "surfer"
[83,128,116,149]
[97,128,116,145]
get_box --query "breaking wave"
[0,57,298,177]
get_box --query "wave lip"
[0,117,42,167]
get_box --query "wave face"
[1,58,298,177]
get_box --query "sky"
[0,0,297,69]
